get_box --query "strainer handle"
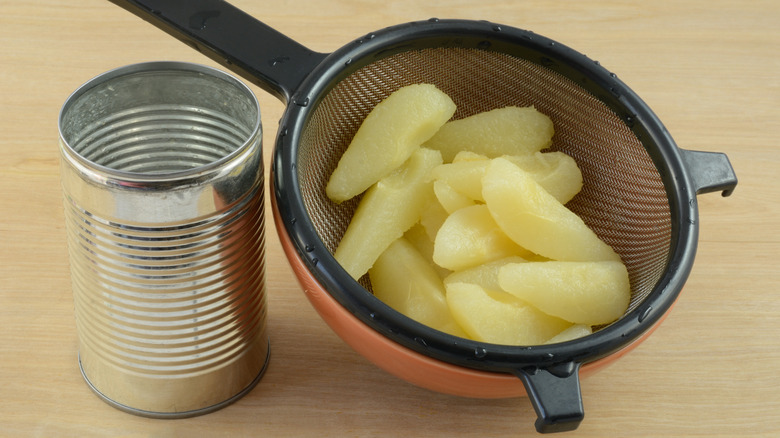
[109,0,328,103]
[680,149,738,197]
[515,363,584,433]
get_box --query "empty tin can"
[58,62,269,417]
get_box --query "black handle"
[109,0,328,103]
[515,363,584,433]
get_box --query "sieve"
[111,0,738,432]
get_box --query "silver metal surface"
[59,62,269,416]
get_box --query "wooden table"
[2,1,778,436]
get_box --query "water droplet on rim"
[189,10,221,31]
[268,55,291,67]
[474,347,488,358]
[638,306,653,323]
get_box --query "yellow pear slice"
[431,151,583,205]
[443,256,528,292]
[430,159,489,202]
[369,238,466,337]
[334,147,442,280]
[482,157,620,262]
[433,180,475,214]
[504,152,583,204]
[326,84,456,202]
[422,106,554,162]
[445,282,571,345]
[498,261,630,325]
[433,204,531,272]
[544,324,593,344]
[403,223,451,279]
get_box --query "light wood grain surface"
[1,1,778,437]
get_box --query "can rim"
[58,61,262,185]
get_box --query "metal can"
[58,62,269,417]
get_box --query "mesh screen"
[296,47,671,317]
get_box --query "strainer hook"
[681,149,738,197]
[515,363,584,433]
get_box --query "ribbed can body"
[58,62,269,416]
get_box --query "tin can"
[58,62,269,417]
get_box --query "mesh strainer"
[112,0,738,433]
